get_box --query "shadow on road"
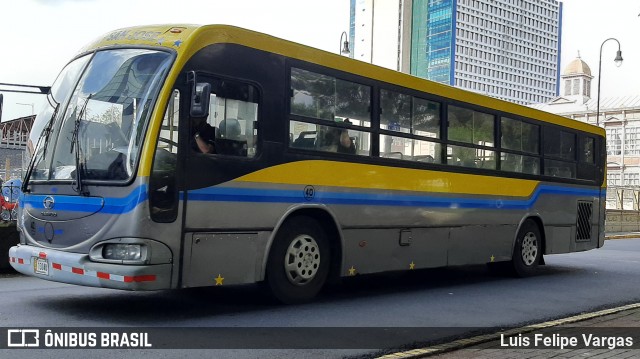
[26,262,585,325]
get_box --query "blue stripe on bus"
[19,184,600,215]
[187,184,601,210]
[21,185,148,214]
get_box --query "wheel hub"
[284,234,321,286]
[521,232,538,266]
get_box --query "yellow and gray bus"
[10,24,605,303]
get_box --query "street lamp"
[339,31,350,56]
[596,38,623,127]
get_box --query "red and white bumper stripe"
[9,255,156,283]
[9,257,25,264]
[51,262,156,283]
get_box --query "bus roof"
[82,24,604,137]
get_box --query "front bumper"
[9,245,172,290]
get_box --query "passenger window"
[501,153,540,175]
[580,136,595,164]
[381,90,411,133]
[448,145,496,169]
[157,89,180,155]
[380,91,440,138]
[289,67,372,156]
[577,136,596,180]
[544,159,576,179]
[290,67,370,126]
[290,120,371,155]
[380,134,441,163]
[413,98,440,139]
[290,69,334,121]
[448,105,494,146]
[379,90,441,162]
[191,78,259,157]
[544,128,575,161]
[501,117,539,154]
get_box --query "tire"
[511,219,542,277]
[266,216,330,304]
[0,209,9,221]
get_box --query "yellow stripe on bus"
[235,160,539,197]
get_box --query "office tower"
[349,0,563,105]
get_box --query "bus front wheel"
[266,216,330,304]
[511,220,542,277]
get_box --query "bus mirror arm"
[190,82,211,118]
[188,72,211,118]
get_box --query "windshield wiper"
[71,94,92,196]
[21,102,60,193]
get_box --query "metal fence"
[606,186,640,210]
[0,147,27,181]
[1,183,20,221]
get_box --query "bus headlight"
[102,244,143,261]
[90,238,171,265]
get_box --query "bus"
[10,24,605,304]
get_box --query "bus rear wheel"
[511,220,542,277]
[266,216,330,304]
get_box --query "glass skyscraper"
[349,0,563,105]
[411,0,454,83]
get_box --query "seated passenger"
[217,118,247,156]
[219,118,242,140]
[337,127,356,154]
[318,120,356,154]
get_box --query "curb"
[376,302,640,359]
[606,234,640,240]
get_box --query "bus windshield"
[30,48,172,183]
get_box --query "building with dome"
[530,55,640,209]
[562,55,592,101]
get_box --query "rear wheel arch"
[263,207,343,303]
[511,217,544,276]
[525,216,546,256]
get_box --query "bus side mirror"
[190,82,211,118]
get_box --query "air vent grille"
[576,201,593,241]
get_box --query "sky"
[0,0,638,121]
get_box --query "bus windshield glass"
[30,48,172,182]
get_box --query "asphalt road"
[1,238,640,359]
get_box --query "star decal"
[490,255,495,262]
[214,274,224,285]
[409,261,415,270]
[173,40,183,48]
[348,266,356,276]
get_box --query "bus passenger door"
[149,88,185,288]
[181,74,261,288]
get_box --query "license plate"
[33,257,49,276]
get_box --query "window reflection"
[290,120,370,155]
[290,68,370,125]
[448,105,494,146]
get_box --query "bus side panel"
[534,185,601,254]
[543,226,572,254]
[182,231,268,287]
[447,225,515,266]
[341,228,449,275]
